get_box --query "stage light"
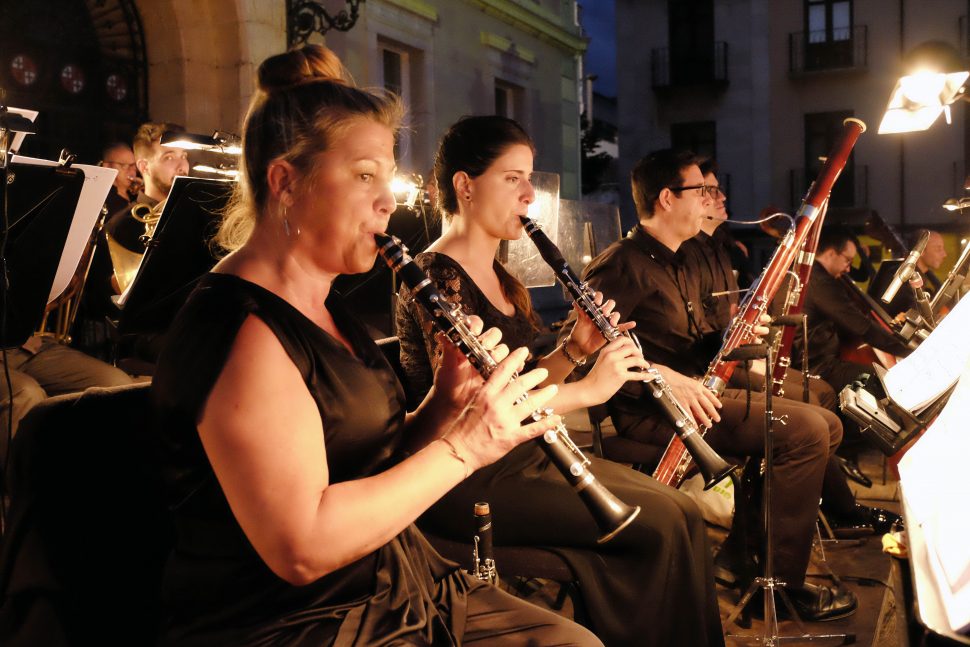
[161,131,242,155]
[392,174,423,208]
[878,42,969,134]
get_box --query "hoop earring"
[280,203,291,238]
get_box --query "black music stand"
[118,177,233,342]
[0,162,84,347]
[725,343,854,646]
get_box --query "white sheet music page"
[899,356,970,633]
[882,296,970,411]
[11,155,117,304]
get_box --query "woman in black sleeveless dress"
[395,116,725,646]
[151,46,600,646]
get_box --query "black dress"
[151,273,597,646]
[395,253,726,647]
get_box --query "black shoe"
[837,456,872,488]
[826,503,902,537]
[781,582,858,622]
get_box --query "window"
[805,111,855,207]
[379,41,413,166]
[494,79,523,120]
[804,0,853,69]
[671,121,716,160]
[668,0,714,84]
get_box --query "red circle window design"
[60,64,85,94]
[11,55,38,86]
[106,73,128,102]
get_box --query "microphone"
[882,230,931,303]
[909,273,937,328]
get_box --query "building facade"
[615,0,969,234]
[0,0,587,198]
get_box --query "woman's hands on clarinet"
[577,337,653,406]
[443,346,560,474]
[654,365,722,428]
[431,315,561,474]
[566,292,635,358]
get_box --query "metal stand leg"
[724,345,854,645]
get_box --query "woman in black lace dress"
[395,115,726,647]
[151,46,601,646]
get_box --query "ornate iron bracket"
[286,0,365,48]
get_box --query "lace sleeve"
[393,253,480,404]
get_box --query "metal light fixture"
[392,173,423,208]
[287,0,365,48]
[878,41,970,134]
[942,197,970,211]
[160,131,241,155]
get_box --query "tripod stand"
[723,343,853,645]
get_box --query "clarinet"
[472,502,497,584]
[376,233,640,543]
[653,117,867,488]
[519,215,735,490]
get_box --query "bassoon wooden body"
[653,117,867,488]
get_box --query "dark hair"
[433,115,535,215]
[696,156,719,177]
[217,45,404,250]
[630,148,698,218]
[433,115,540,328]
[817,226,856,254]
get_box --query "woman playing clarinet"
[151,46,602,646]
[395,114,725,647]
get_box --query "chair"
[0,383,171,646]
[587,402,662,473]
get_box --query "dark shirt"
[795,262,911,374]
[583,224,716,377]
[683,227,739,332]
[867,258,941,317]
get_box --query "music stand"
[0,162,84,347]
[725,343,853,645]
[118,176,233,340]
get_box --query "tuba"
[105,200,164,293]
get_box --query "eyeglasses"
[102,160,137,170]
[669,184,725,200]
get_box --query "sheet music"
[899,357,970,633]
[11,154,117,304]
[6,107,38,153]
[882,296,970,410]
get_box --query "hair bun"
[257,45,347,92]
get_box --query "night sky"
[581,0,617,97]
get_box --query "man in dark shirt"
[795,227,912,396]
[867,228,946,317]
[583,149,857,621]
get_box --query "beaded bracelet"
[560,335,587,367]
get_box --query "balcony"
[652,41,729,91]
[789,25,868,76]
[789,164,869,212]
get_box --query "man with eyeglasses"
[793,226,912,397]
[100,142,139,208]
[578,149,857,622]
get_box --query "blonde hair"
[216,45,404,251]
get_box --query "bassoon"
[519,215,736,490]
[375,233,641,543]
[768,214,825,399]
[653,117,867,488]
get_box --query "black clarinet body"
[519,216,736,490]
[472,502,498,584]
[376,233,640,543]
